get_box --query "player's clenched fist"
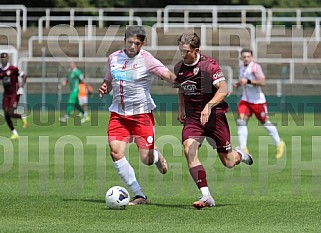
[99,83,106,98]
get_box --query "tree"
[248,0,321,8]
[54,0,93,8]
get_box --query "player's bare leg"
[218,148,253,168]
[139,148,168,174]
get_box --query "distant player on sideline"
[0,52,28,139]
[174,32,253,209]
[59,62,86,123]
[78,76,93,122]
[99,25,176,205]
[234,48,285,158]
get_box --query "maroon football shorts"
[2,93,19,110]
[182,113,232,153]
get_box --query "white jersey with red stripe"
[239,61,266,104]
[105,49,169,115]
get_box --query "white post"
[184,10,189,27]
[241,10,246,26]
[296,9,302,29]
[212,7,218,30]
[156,9,162,25]
[98,9,104,28]
[129,9,134,25]
[315,18,320,41]
[70,8,75,27]
[87,18,93,40]
[41,47,46,118]
[45,9,50,29]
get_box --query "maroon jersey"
[174,54,229,120]
[0,64,20,95]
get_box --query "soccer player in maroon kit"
[174,32,253,209]
[0,52,28,139]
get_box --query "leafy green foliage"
[1,0,321,8]
[54,0,93,8]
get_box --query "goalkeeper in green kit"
[59,62,86,123]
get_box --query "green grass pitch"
[0,111,321,232]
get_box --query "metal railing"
[150,23,255,50]
[28,35,124,58]
[0,23,21,49]
[37,16,142,42]
[256,58,321,84]
[0,4,27,31]
[26,7,162,27]
[255,37,321,61]
[163,5,267,32]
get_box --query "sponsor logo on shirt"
[193,67,199,76]
[111,70,134,81]
[181,80,199,95]
[212,71,224,79]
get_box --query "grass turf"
[0,111,321,232]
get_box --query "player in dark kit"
[174,32,253,209]
[0,52,28,139]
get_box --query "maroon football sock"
[189,165,208,189]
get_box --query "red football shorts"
[2,93,19,110]
[182,113,232,153]
[107,112,155,150]
[238,100,268,122]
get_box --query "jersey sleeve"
[208,60,225,86]
[143,51,169,78]
[253,63,265,80]
[12,66,19,76]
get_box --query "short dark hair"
[177,32,200,49]
[125,26,146,42]
[241,48,253,56]
[0,52,8,58]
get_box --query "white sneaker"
[81,117,87,124]
[235,147,253,165]
[193,195,215,209]
[59,116,68,123]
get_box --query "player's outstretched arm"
[161,70,177,84]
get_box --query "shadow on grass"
[62,198,233,209]
[63,198,105,204]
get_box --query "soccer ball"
[105,186,130,209]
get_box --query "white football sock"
[153,149,159,164]
[12,129,19,136]
[237,125,248,149]
[263,121,281,146]
[236,148,250,162]
[114,157,145,198]
[200,187,211,197]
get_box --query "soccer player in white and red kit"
[174,32,253,209]
[234,48,285,159]
[99,26,176,205]
[0,52,28,139]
